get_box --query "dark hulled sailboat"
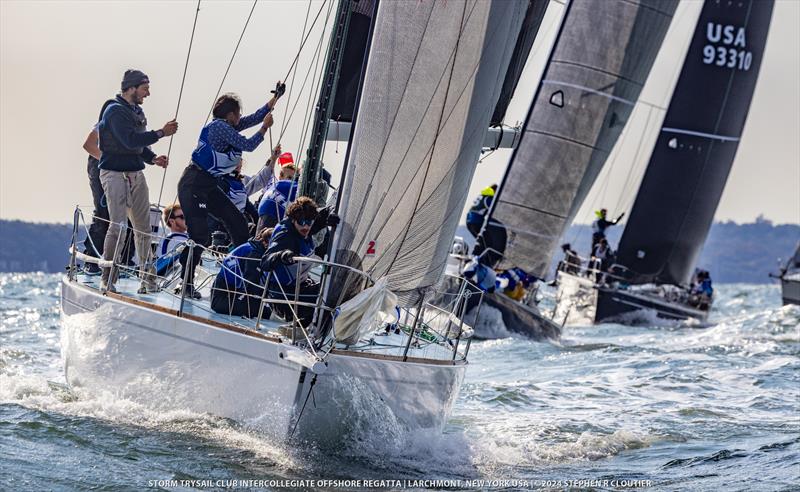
[772,243,800,306]
[463,0,678,338]
[558,0,775,324]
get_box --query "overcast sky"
[1,0,798,225]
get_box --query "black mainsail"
[330,0,375,123]
[490,0,548,127]
[615,0,775,286]
[482,0,678,279]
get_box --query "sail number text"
[701,22,752,71]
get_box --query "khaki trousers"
[99,169,153,282]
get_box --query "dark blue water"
[1,273,798,490]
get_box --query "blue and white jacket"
[190,104,270,176]
[215,240,268,294]
[155,232,188,276]
[257,180,298,220]
[461,258,496,293]
[223,165,275,212]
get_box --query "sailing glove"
[272,81,287,98]
[279,250,296,265]
[326,213,340,227]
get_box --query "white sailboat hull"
[60,278,466,443]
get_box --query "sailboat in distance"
[556,0,775,324]
[451,0,678,339]
[770,242,800,306]
[61,0,529,444]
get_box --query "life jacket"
[190,121,242,177]
[505,283,526,301]
[461,258,496,293]
[258,180,298,219]
[98,96,147,156]
[217,240,267,292]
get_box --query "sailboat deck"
[70,272,462,363]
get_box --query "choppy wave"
[1,274,799,488]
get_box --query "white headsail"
[331,0,529,306]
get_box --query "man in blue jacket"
[98,69,178,293]
[261,197,338,327]
[210,227,273,318]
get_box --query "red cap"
[278,152,294,167]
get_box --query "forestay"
[615,0,775,286]
[330,0,528,306]
[486,0,677,278]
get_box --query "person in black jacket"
[210,227,273,318]
[261,197,339,327]
[465,185,506,267]
[591,208,624,253]
[97,69,178,293]
[81,99,135,274]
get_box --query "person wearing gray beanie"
[121,69,149,91]
[96,68,179,294]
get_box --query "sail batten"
[615,0,775,286]
[484,0,679,279]
[331,0,529,306]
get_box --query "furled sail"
[330,0,528,306]
[490,0,548,126]
[484,0,678,278]
[615,0,775,286]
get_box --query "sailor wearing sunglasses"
[261,197,339,326]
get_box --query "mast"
[318,0,378,326]
[300,0,354,202]
[615,0,775,286]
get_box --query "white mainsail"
[485,0,679,278]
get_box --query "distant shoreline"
[2,218,797,283]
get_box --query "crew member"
[591,208,624,253]
[465,184,506,267]
[210,227,274,318]
[257,152,298,231]
[81,99,136,274]
[261,197,339,327]
[155,203,188,277]
[177,82,285,298]
[98,69,177,293]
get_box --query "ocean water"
[1,273,798,491]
